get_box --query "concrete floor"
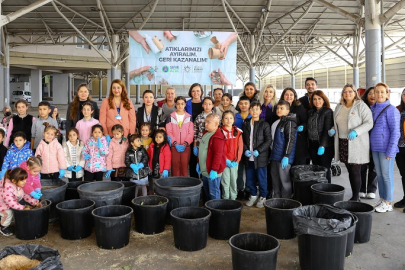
[1,101,404,270]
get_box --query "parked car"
[12,90,31,103]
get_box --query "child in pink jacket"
[0,168,40,236]
[20,157,43,199]
[166,96,194,176]
[106,124,129,181]
[35,125,67,180]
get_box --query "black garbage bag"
[293,204,354,236]
[0,244,62,270]
[291,165,327,181]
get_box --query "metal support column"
[353,67,360,88]
[249,67,255,83]
[4,34,10,106]
[365,0,381,88]
[380,0,386,82]
[136,85,140,104]
[154,84,158,97]
[99,72,103,101]
[125,58,130,98]
[291,74,296,89]
[111,34,119,81]
[231,85,234,96]
[224,85,229,93]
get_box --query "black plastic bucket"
[311,183,345,205]
[205,199,242,240]
[264,198,302,239]
[121,181,136,206]
[92,205,133,249]
[154,177,203,222]
[78,182,124,208]
[229,232,280,270]
[65,181,89,200]
[12,200,51,240]
[56,199,95,240]
[41,179,67,222]
[334,201,374,243]
[131,195,168,235]
[345,215,358,257]
[170,207,211,251]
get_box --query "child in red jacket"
[147,130,171,194]
[220,111,243,200]
[196,113,226,200]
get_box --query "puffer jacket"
[148,143,171,173]
[125,146,151,179]
[106,138,129,171]
[20,160,41,195]
[166,111,194,146]
[201,128,227,174]
[36,139,67,174]
[370,100,400,158]
[82,136,109,173]
[1,141,33,171]
[270,113,298,163]
[307,107,334,148]
[0,179,39,211]
[63,140,85,178]
[242,118,272,168]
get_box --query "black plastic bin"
[78,182,124,208]
[0,244,62,270]
[334,201,374,243]
[92,205,133,249]
[229,232,280,270]
[264,198,302,239]
[40,179,67,222]
[131,195,168,235]
[311,183,345,205]
[56,199,95,240]
[12,200,51,240]
[121,181,136,206]
[205,199,242,240]
[292,204,355,270]
[291,165,328,206]
[345,215,358,257]
[65,181,89,200]
[170,207,211,251]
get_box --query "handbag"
[113,167,129,177]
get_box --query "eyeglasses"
[343,90,354,94]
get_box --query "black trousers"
[67,171,83,182]
[395,147,405,199]
[41,172,59,180]
[84,171,104,181]
[360,152,377,193]
[189,145,199,178]
[308,141,334,183]
[344,163,362,201]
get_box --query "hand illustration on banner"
[129,31,150,54]
[164,31,175,42]
[209,69,232,85]
[130,66,155,81]
[219,32,237,60]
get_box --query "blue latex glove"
[162,170,169,178]
[58,169,65,178]
[193,146,199,156]
[328,128,336,137]
[105,169,115,178]
[74,166,83,172]
[231,161,238,168]
[67,166,74,171]
[167,136,172,146]
[176,144,185,152]
[30,191,41,200]
[138,163,144,169]
[84,154,91,160]
[281,157,289,169]
[253,150,259,157]
[317,147,325,155]
[196,163,201,175]
[226,159,232,167]
[34,188,41,193]
[106,135,111,144]
[297,125,304,132]
[209,170,218,180]
[38,173,41,179]
[0,170,5,179]
[244,150,252,157]
[97,137,103,148]
[130,164,138,174]
[347,130,357,141]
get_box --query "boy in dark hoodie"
[270,100,297,199]
[197,113,226,200]
[242,101,272,208]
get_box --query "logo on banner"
[193,66,203,73]
[162,66,169,73]
[184,65,191,73]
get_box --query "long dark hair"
[70,84,91,121]
[361,87,375,108]
[398,88,405,112]
[280,87,301,106]
[221,110,238,137]
[153,129,168,147]
[108,79,132,111]
[3,168,28,187]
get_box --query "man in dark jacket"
[242,101,272,208]
[298,77,318,112]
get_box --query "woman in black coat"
[136,90,165,132]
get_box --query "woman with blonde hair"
[259,84,277,124]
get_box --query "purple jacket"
[370,100,400,158]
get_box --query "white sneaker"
[375,201,393,213]
[256,197,266,208]
[372,199,383,207]
[246,195,258,207]
[366,193,376,199]
[359,192,366,198]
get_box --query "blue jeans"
[202,176,221,200]
[372,151,395,202]
[245,161,268,198]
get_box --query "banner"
[129,30,237,85]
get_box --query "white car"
[12,90,31,104]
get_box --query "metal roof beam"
[138,0,159,30]
[381,0,405,24]
[53,0,103,29]
[0,0,53,27]
[117,2,152,32]
[265,1,310,28]
[97,0,113,59]
[253,0,273,56]
[311,0,362,25]
[223,0,251,35]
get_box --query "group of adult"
[65,78,405,213]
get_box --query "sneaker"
[359,192,366,198]
[245,195,258,207]
[394,198,405,208]
[256,197,266,208]
[375,201,393,213]
[0,226,13,237]
[372,199,383,207]
[366,193,376,199]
